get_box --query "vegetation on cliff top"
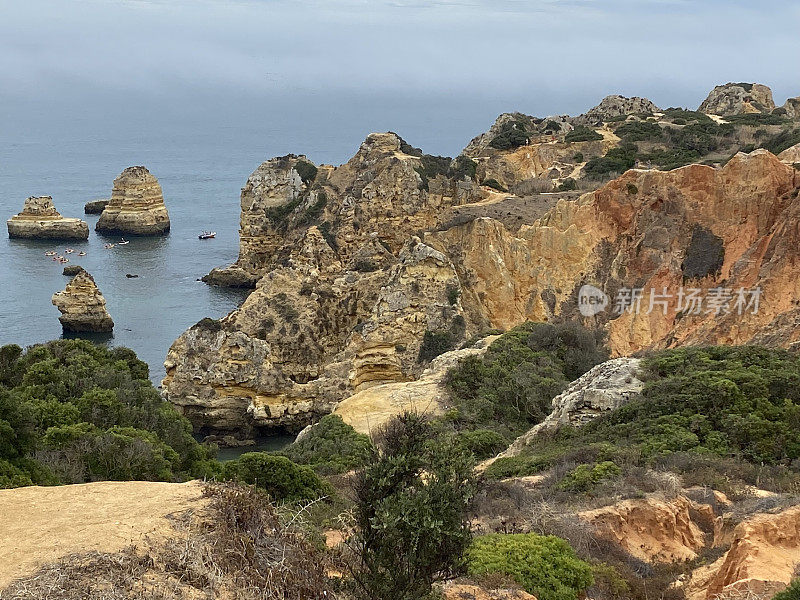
[487,345,800,496]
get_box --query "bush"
[348,413,475,600]
[761,127,800,155]
[614,121,663,142]
[294,159,318,185]
[456,429,508,460]
[482,178,508,192]
[773,578,800,600]
[418,317,466,363]
[573,152,584,162]
[467,534,594,600]
[558,461,622,493]
[584,143,638,178]
[445,322,607,436]
[0,340,213,488]
[557,178,577,192]
[565,126,603,143]
[489,120,531,150]
[726,113,787,127]
[282,414,373,475]
[222,453,332,503]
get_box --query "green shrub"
[281,414,373,475]
[557,178,577,192]
[584,143,638,178]
[726,113,787,127]
[760,127,800,155]
[626,183,638,195]
[350,413,475,600]
[467,534,593,600]
[446,322,607,436]
[0,340,213,488]
[416,154,478,190]
[662,108,713,124]
[573,152,584,162]
[456,429,508,460]
[772,578,800,600]
[418,317,466,363]
[543,120,561,133]
[565,126,602,143]
[558,461,622,492]
[614,121,663,142]
[222,453,332,502]
[489,120,531,150]
[446,283,461,306]
[294,159,318,185]
[482,178,508,192]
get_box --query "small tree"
[348,412,476,600]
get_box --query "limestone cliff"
[96,166,170,236]
[7,196,89,240]
[577,94,660,124]
[52,270,114,332]
[699,83,776,115]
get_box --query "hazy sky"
[1,0,797,160]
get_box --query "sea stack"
[84,199,109,214]
[96,166,170,236]
[52,270,114,332]
[7,196,89,240]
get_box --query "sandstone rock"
[62,264,85,276]
[428,149,800,356]
[442,582,536,600]
[203,154,311,287]
[687,504,800,600]
[52,270,114,332]
[334,336,497,435]
[579,495,712,564]
[577,94,660,124]
[83,198,110,214]
[699,83,776,115]
[497,358,643,459]
[781,96,800,119]
[7,196,89,240]
[96,166,170,236]
[777,143,800,164]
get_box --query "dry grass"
[0,483,333,600]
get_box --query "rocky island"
[95,166,170,236]
[51,269,114,332]
[83,198,109,214]
[6,196,89,240]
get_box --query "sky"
[0,0,797,161]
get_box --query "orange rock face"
[429,149,800,355]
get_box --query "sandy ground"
[0,480,206,589]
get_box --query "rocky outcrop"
[428,149,800,356]
[778,143,800,164]
[699,83,776,115]
[577,94,660,124]
[580,495,716,564]
[687,504,800,600]
[7,196,89,240]
[334,336,497,434]
[96,166,170,236]
[52,270,114,332]
[84,199,109,214]
[442,582,536,600]
[497,358,643,459]
[781,97,800,119]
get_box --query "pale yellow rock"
[52,270,114,332]
[96,166,170,235]
[7,196,88,240]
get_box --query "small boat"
[198,231,216,240]
[45,251,56,256]
[118,238,129,245]
[78,251,86,256]
[65,248,74,254]
[104,243,115,249]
